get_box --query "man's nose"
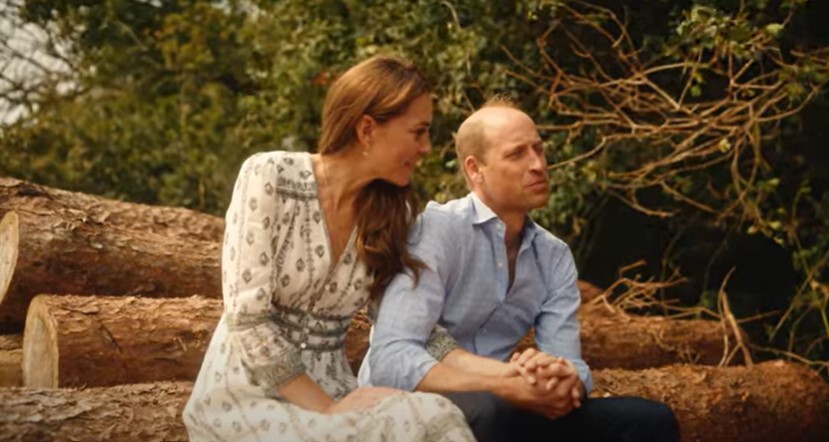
[419,139,431,155]
[529,149,547,171]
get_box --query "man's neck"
[471,190,527,250]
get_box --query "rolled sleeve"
[366,213,457,391]
[534,245,594,393]
[223,152,306,391]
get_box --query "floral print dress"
[183,150,474,442]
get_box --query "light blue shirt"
[358,192,593,393]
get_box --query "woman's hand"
[323,386,403,414]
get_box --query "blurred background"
[1,0,828,375]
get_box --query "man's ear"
[464,156,484,185]
[355,115,376,148]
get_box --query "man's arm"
[366,211,465,391]
[533,243,594,393]
[366,211,519,391]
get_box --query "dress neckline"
[302,152,357,270]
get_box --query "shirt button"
[299,342,307,349]
[497,261,503,268]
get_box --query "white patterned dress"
[183,151,474,442]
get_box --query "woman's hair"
[317,54,428,300]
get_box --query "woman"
[183,55,475,441]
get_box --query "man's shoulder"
[420,197,474,228]
[531,223,573,257]
[408,197,474,247]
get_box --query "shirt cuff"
[424,325,460,362]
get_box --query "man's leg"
[441,391,514,442]
[511,396,679,442]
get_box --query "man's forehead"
[476,108,538,143]
[466,106,531,127]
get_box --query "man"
[358,98,679,442]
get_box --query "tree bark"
[0,211,221,332]
[592,360,829,442]
[0,334,21,387]
[22,295,221,388]
[344,304,731,373]
[514,301,734,369]
[0,381,191,442]
[2,362,823,442]
[18,292,733,389]
[0,177,223,242]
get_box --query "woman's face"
[367,93,433,186]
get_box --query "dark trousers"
[442,391,679,442]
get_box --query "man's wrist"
[485,374,516,401]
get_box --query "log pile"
[1,177,827,442]
[2,362,826,442]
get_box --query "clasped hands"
[503,348,583,419]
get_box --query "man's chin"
[526,192,549,210]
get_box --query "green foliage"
[2,0,828,371]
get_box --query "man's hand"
[505,349,584,416]
[496,373,575,419]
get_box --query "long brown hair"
[317,54,428,299]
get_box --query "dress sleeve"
[222,152,306,392]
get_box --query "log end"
[21,296,59,388]
[0,212,19,312]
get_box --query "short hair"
[454,95,520,183]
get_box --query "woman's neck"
[313,147,374,210]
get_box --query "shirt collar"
[467,192,541,244]
[468,192,498,225]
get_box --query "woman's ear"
[355,115,376,149]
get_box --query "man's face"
[476,110,549,214]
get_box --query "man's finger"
[516,348,538,366]
[512,361,537,385]
[524,352,557,371]
[538,361,569,379]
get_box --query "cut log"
[515,301,734,369]
[0,334,21,387]
[592,360,829,442]
[0,381,192,442]
[1,363,824,442]
[22,294,221,388]
[344,304,730,373]
[0,177,223,242]
[0,211,221,331]
[19,293,727,388]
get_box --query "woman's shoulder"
[239,150,316,199]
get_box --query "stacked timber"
[1,362,827,442]
[0,177,826,442]
[0,177,224,332]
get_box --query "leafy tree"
[1,0,828,373]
